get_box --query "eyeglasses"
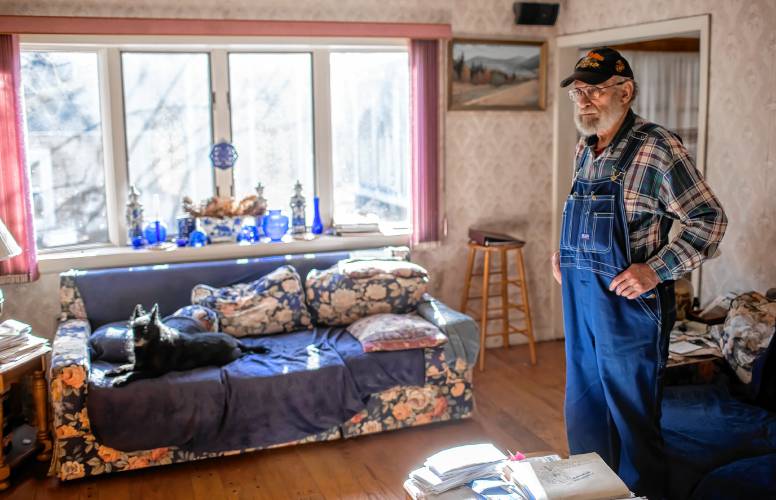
[567,80,628,102]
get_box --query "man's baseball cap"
[560,47,634,87]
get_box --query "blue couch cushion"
[662,383,776,499]
[72,248,394,329]
[690,453,776,500]
[89,322,133,363]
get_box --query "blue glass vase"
[262,210,289,242]
[311,197,324,235]
[143,220,167,245]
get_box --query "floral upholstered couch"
[49,248,479,481]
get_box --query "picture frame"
[448,38,547,111]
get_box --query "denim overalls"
[560,124,676,498]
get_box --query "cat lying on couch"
[106,303,268,386]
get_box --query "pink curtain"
[0,34,38,284]
[410,39,440,245]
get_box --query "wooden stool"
[460,241,536,371]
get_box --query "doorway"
[551,15,711,338]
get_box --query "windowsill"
[38,231,410,275]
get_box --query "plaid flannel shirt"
[574,110,727,282]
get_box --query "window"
[330,52,410,226]
[21,51,109,249]
[19,39,410,251]
[229,53,314,220]
[122,52,214,232]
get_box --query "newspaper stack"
[406,443,508,497]
[0,319,48,364]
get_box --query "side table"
[0,345,52,490]
[665,355,722,385]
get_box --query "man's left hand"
[608,263,660,299]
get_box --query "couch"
[661,321,776,499]
[49,247,479,481]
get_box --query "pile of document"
[0,319,47,364]
[405,443,508,497]
[668,319,721,361]
[503,452,634,500]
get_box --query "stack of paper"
[0,320,48,364]
[503,452,631,500]
[0,318,31,336]
[405,444,508,497]
[668,319,721,360]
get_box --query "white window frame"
[20,35,411,255]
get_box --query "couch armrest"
[50,319,92,436]
[58,270,88,321]
[417,294,480,369]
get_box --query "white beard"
[574,99,629,136]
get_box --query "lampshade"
[0,217,21,261]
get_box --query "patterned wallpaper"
[5,0,772,347]
[3,0,559,346]
[557,0,776,306]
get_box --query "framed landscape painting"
[448,38,547,111]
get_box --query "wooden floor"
[8,341,568,500]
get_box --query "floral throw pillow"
[306,259,430,326]
[346,313,447,352]
[191,265,312,337]
[170,304,220,333]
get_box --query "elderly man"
[551,48,727,497]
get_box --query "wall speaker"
[513,2,560,26]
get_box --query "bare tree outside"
[20,47,411,248]
[122,52,214,233]
[330,52,410,227]
[21,51,109,249]
[229,53,315,222]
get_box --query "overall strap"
[610,123,659,182]
[573,147,591,182]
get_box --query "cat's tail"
[238,342,269,354]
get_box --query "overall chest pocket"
[581,196,615,254]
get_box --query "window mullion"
[104,47,130,246]
[210,49,233,198]
[312,49,334,227]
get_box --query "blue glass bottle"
[311,196,324,235]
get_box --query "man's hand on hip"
[608,263,660,299]
[552,251,562,285]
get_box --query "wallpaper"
[2,0,559,347]
[4,0,772,349]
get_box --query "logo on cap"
[615,60,625,73]
[587,51,604,61]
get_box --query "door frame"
[550,15,711,338]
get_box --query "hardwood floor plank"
[8,341,568,499]
[190,460,228,500]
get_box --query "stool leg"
[460,246,476,312]
[479,250,491,372]
[500,248,509,349]
[516,248,537,365]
